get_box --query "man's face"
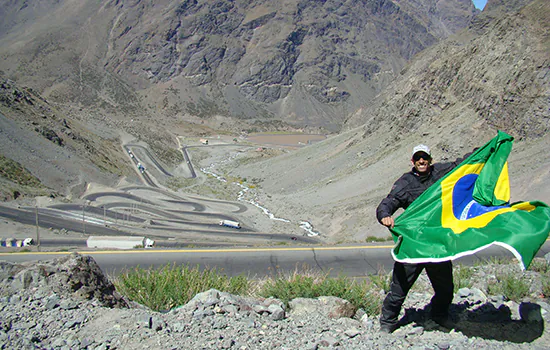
[412,152,431,174]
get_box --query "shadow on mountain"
[401,301,543,343]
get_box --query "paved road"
[0,140,312,245]
[2,242,548,278]
[0,204,148,238]
[181,146,196,178]
[125,144,173,177]
[123,145,159,187]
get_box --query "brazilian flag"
[391,130,550,269]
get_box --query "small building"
[200,138,208,145]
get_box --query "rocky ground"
[1,253,550,349]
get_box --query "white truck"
[219,220,241,229]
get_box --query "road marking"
[0,245,394,256]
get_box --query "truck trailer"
[219,220,241,229]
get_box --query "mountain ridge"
[0,0,478,132]
[226,0,550,241]
[0,0,548,243]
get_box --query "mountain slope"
[0,0,477,132]
[0,0,547,245]
[0,76,129,200]
[228,0,550,242]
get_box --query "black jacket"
[376,152,473,223]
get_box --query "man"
[376,144,472,333]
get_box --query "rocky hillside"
[0,77,125,200]
[0,74,189,200]
[0,0,477,132]
[0,0,546,244]
[344,0,547,137]
[227,0,550,242]
[2,253,550,348]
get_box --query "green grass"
[486,272,531,302]
[113,264,249,312]
[453,264,474,292]
[369,268,392,293]
[532,259,550,298]
[541,274,550,297]
[365,236,392,243]
[114,260,547,316]
[114,264,384,315]
[0,154,43,187]
[258,268,382,315]
[528,258,550,273]
[474,256,514,267]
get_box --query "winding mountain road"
[0,141,318,247]
[1,139,549,278]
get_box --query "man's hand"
[381,216,394,228]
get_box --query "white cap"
[412,144,431,157]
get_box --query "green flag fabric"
[391,131,550,269]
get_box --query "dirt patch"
[245,134,327,148]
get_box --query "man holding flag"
[376,143,472,333]
[376,131,550,334]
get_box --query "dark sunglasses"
[413,152,431,161]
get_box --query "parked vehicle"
[219,220,241,229]
[137,163,145,173]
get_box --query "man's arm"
[376,177,408,228]
[436,148,479,175]
[377,196,399,228]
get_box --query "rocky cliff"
[0,0,547,243]
[0,0,477,132]
[345,0,548,139]
[228,0,549,242]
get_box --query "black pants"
[380,261,454,326]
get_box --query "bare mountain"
[0,0,547,244]
[0,0,477,132]
[228,0,550,242]
[0,77,127,200]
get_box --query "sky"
[472,0,487,10]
